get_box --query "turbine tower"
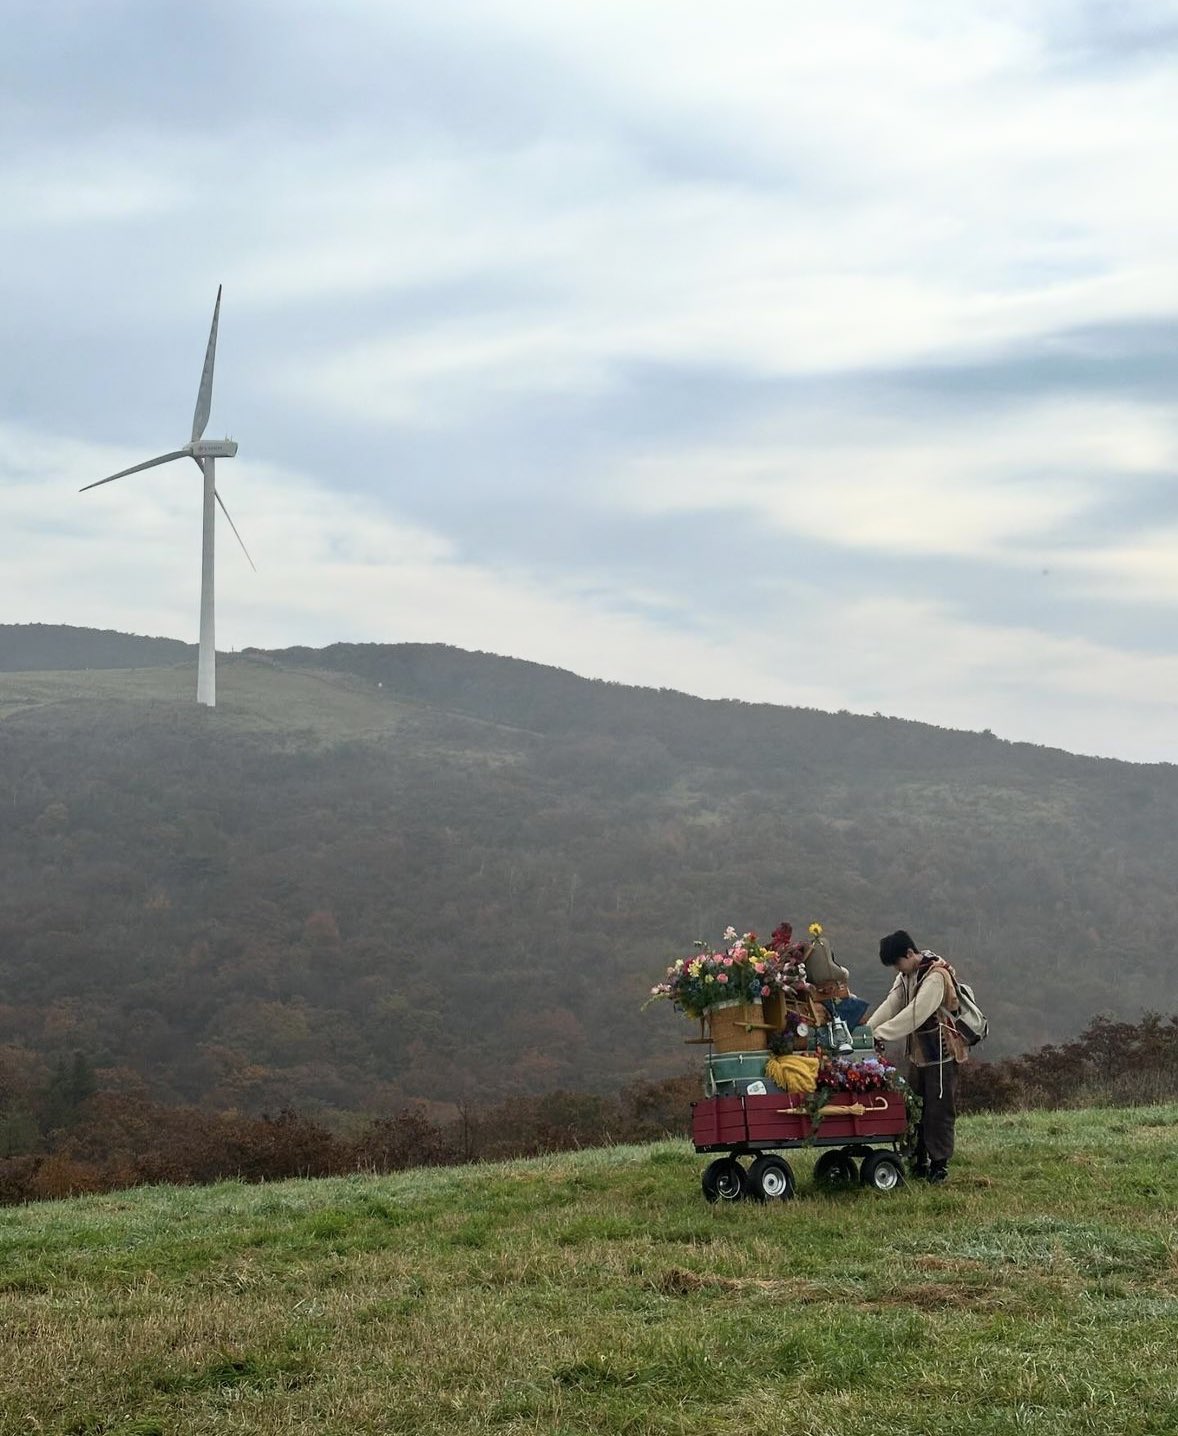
[80,287,252,707]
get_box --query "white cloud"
[6,419,1178,764]
[257,112,1178,427]
[1051,528,1178,605]
[288,312,616,427]
[4,3,1178,762]
[0,154,185,229]
[0,423,800,704]
[607,399,1178,562]
[798,592,1178,762]
[25,4,1160,431]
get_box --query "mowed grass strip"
[0,660,404,742]
[0,1105,1175,1435]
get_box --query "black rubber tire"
[701,1157,747,1203]
[813,1150,859,1189]
[747,1155,796,1202]
[860,1151,906,1192]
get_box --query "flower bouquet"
[805,1053,920,1141]
[760,921,818,1030]
[815,1053,899,1095]
[646,923,816,1053]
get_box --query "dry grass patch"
[654,1268,829,1301]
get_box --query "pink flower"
[722,956,733,967]
[761,985,771,996]
[754,962,765,974]
[717,973,729,984]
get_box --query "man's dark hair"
[879,930,917,967]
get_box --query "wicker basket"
[705,1000,768,1053]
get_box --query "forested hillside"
[0,626,1175,1122]
[0,624,193,671]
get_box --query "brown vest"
[908,954,967,1066]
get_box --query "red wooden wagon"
[691,1090,908,1201]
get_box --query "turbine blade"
[215,489,256,571]
[79,449,189,492]
[190,284,222,443]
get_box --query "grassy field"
[0,658,403,742]
[0,1105,1175,1436]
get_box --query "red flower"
[769,922,793,952]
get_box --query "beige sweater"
[866,965,964,1066]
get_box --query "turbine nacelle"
[188,438,238,460]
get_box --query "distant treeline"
[0,1075,697,1205]
[0,624,193,671]
[2,1014,1174,1206]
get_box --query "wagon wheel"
[747,1155,796,1202]
[701,1157,747,1203]
[860,1151,906,1192]
[813,1150,859,1189]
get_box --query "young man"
[865,930,966,1184]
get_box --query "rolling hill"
[0,624,1175,1119]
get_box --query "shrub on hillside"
[349,1108,460,1172]
[959,1012,1178,1113]
[0,1014,1174,1205]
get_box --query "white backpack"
[922,954,989,1048]
[951,976,989,1047]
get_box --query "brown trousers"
[909,1061,957,1165]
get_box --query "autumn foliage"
[0,1074,701,1205]
[958,1012,1178,1113]
[0,1017,1175,1205]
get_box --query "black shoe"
[927,1162,949,1185]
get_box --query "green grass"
[0,658,403,741]
[0,1105,1175,1435]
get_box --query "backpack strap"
[918,956,959,1013]
[916,957,969,1065]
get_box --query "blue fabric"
[829,996,869,1029]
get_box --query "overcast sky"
[4,1,1178,762]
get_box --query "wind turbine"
[80,286,253,708]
